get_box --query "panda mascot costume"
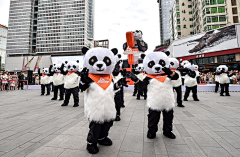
[193,65,200,84]
[61,60,80,107]
[216,65,234,96]
[79,47,124,154]
[50,64,65,100]
[179,60,191,85]
[133,63,147,100]
[183,64,199,101]
[38,66,52,96]
[130,52,179,139]
[112,54,128,121]
[169,58,184,107]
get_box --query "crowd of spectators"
[0,71,41,91]
[199,70,240,84]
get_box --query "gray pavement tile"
[25,146,65,157]
[180,120,203,132]
[45,134,69,147]
[97,139,121,155]
[211,117,237,127]
[153,136,168,156]
[109,126,127,141]
[120,133,143,153]
[127,121,144,134]
[57,135,86,150]
[214,137,240,157]
[165,144,194,157]
[58,149,91,157]
[226,126,240,136]
[216,131,240,149]
[198,125,222,139]
[182,111,194,117]
[1,142,33,157]
[183,137,207,157]
[143,142,155,157]
[0,130,18,141]
[202,120,229,132]
[200,147,232,157]
[174,124,191,137]
[117,151,142,157]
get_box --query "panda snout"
[155,67,161,71]
[97,64,103,69]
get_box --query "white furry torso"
[53,73,64,86]
[219,73,230,84]
[49,76,53,83]
[172,70,182,87]
[64,73,80,89]
[113,73,122,93]
[41,76,50,85]
[147,78,175,111]
[137,73,146,81]
[84,82,116,123]
[184,73,197,87]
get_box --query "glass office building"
[157,0,175,44]
[7,0,94,55]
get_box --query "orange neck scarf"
[42,74,47,77]
[67,71,77,75]
[170,69,176,71]
[89,73,113,90]
[147,74,167,82]
[56,72,60,75]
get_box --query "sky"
[0,0,160,58]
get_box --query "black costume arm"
[60,63,68,75]
[79,79,93,92]
[188,71,196,78]
[38,69,42,76]
[228,72,235,77]
[215,71,222,75]
[168,72,179,80]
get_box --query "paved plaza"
[0,89,240,157]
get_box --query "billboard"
[51,55,84,68]
[172,25,238,58]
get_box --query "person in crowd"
[35,75,40,85]
[208,73,213,84]
[0,72,2,91]
[18,71,24,90]
[11,72,18,90]
[6,73,11,90]
[229,70,234,84]
[205,73,209,84]
[201,74,205,83]
[2,72,7,91]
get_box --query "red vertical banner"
[34,56,42,72]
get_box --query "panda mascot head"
[169,58,179,69]
[133,30,143,41]
[193,64,198,71]
[42,67,50,74]
[115,54,123,69]
[181,60,190,67]
[65,60,79,72]
[52,64,61,73]
[141,52,170,75]
[217,65,228,72]
[82,47,117,74]
[135,64,144,72]
[184,63,194,71]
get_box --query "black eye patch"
[148,61,155,68]
[89,56,98,66]
[159,59,166,67]
[103,56,111,66]
[170,62,174,66]
[73,65,76,69]
[68,65,71,69]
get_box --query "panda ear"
[117,54,121,59]
[164,51,170,56]
[140,54,146,60]
[76,60,79,63]
[82,47,89,55]
[65,61,68,64]
[111,48,118,55]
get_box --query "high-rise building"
[170,0,240,41]
[170,0,193,42]
[0,24,8,69]
[6,0,94,55]
[157,0,175,44]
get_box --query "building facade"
[157,0,175,44]
[170,0,240,42]
[7,0,94,56]
[0,25,8,69]
[170,0,194,42]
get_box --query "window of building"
[211,7,217,13]
[218,6,225,13]
[188,5,192,8]
[189,11,192,14]
[217,0,224,4]
[212,16,218,22]
[190,25,193,28]
[219,15,226,22]
[178,32,181,35]
[210,0,217,5]
[189,18,193,21]
[190,31,194,34]
[217,54,235,63]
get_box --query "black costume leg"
[41,84,45,95]
[192,85,198,100]
[20,81,23,89]
[215,82,219,92]
[53,85,58,99]
[98,121,113,140]
[184,87,190,100]
[148,108,161,133]
[72,87,79,106]
[59,84,64,100]
[63,89,71,105]
[87,121,101,144]
[46,84,50,95]
[133,84,137,96]
[174,86,182,105]
[220,84,224,96]
[225,84,230,96]
[137,90,142,100]
[120,86,124,107]
[182,78,185,85]
[162,109,174,133]
[114,91,121,116]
